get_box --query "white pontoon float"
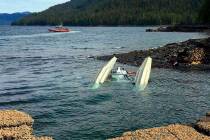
[93,56,152,91]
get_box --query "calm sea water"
[0,26,210,140]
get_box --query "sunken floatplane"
[92,56,152,91]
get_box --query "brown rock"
[0,110,53,140]
[109,124,210,140]
[146,25,210,32]
[0,125,33,140]
[206,112,210,116]
[196,122,210,135]
[195,113,210,136]
[0,110,33,127]
[97,37,210,70]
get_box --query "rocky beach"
[110,112,210,140]
[0,110,53,140]
[97,37,210,71]
[146,25,210,32]
[1,110,210,140]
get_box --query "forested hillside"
[0,12,30,25]
[12,0,203,26]
[199,0,210,24]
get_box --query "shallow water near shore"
[0,26,210,140]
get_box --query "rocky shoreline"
[0,110,53,140]
[97,37,210,71]
[1,110,210,140]
[110,112,210,140]
[146,25,210,32]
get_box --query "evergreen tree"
[12,0,203,26]
[199,0,210,24]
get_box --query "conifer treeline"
[199,0,210,24]
[12,0,204,26]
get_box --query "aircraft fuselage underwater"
[93,56,152,91]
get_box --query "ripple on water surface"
[0,26,209,140]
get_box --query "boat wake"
[0,31,80,40]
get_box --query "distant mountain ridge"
[0,12,30,25]
[12,0,203,26]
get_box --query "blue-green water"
[0,26,210,140]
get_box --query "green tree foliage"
[199,0,210,24]
[12,0,203,26]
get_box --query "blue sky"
[0,0,70,13]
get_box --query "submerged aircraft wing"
[93,56,117,88]
[135,57,152,91]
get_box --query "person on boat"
[116,67,127,75]
[110,66,136,81]
[115,67,131,80]
[116,67,136,76]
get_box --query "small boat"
[48,26,70,32]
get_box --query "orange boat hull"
[48,28,70,32]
